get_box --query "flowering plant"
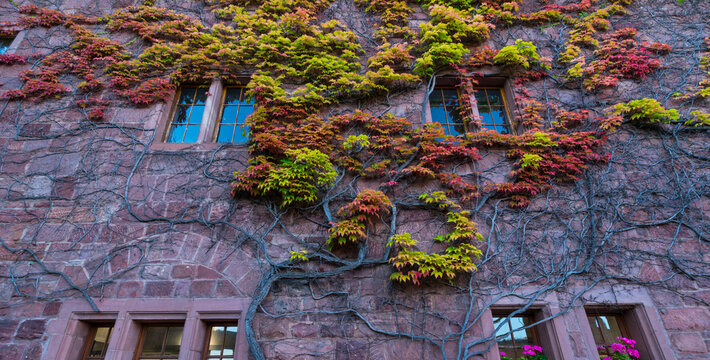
[499,345,549,360]
[600,337,640,360]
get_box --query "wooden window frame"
[201,322,239,360]
[213,86,254,143]
[163,86,210,144]
[425,76,518,136]
[80,323,114,360]
[133,323,185,360]
[471,86,514,134]
[152,80,251,150]
[491,311,542,358]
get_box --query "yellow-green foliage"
[259,148,337,206]
[493,39,550,69]
[609,98,679,124]
[415,5,491,76]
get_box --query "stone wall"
[0,0,709,359]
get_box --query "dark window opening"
[202,323,238,360]
[492,313,541,359]
[82,324,114,360]
[134,325,184,360]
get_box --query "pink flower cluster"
[522,345,543,355]
[602,336,640,359]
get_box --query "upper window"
[165,87,208,143]
[427,82,513,136]
[586,312,630,356]
[216,87,254,143]
[429,87,466,136]
[0,34,15,55]
[203,323,239,360]
[492,313,541,359]
[81,324,114,360]
[134,325,184,360]
[474,88,511,134]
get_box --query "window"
[586,312,630,356]
[429,87,466,136]
[474,88,511,134]
[427,79,514,136]
[81,324,113,360]
[203,323,239,360]
[0,34,16,55]
[492,313,541,359]
[165,87,208,143]
[135,325,184,360]
[215,87,254,143]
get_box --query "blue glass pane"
[221,106,238,124]
[167,125,185,143]
[173,106,188,124]
[184,124,200,142]
[178,88,196,104]
[487,89,503,105]
[474,89,488,104]
[499,126,510,134]
[224,88,242,105]
[0,46,8,55]
[450,124,464,136]
[479,108,493,126]
[236,106,253,124]
[234,125,249,143]
[430,106,448,125]
[189,105,204,124]
[217,125,235,142]
[194,88,208,105]
[428,89,443,106]
[493,317,512,340]
[510,317,530,342]
[492,107,508,126]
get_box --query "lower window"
[204,323,239,360]
[586,311,631,356]
[135,325,184,360]
[492,313,541,358]
[82,324,114,360]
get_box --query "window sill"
[149,142,250,152]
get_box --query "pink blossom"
[602,357,612,360]
[610,343,626,352]
[522,350,535,355]
[499,352,506,357]
[627,349,640,358]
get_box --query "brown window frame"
[80,323,114,360]
[427,76,516,136]
[202,322,239,360]
[133,323,185,360]
[492,311,542,358]
[213,86,255,143]
[585,309,632,356]
[472,86,514,134]
[163,86,210,144]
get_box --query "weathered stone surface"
[661,308,710,331]
[670,332,708,354]
[15,319,46,340]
